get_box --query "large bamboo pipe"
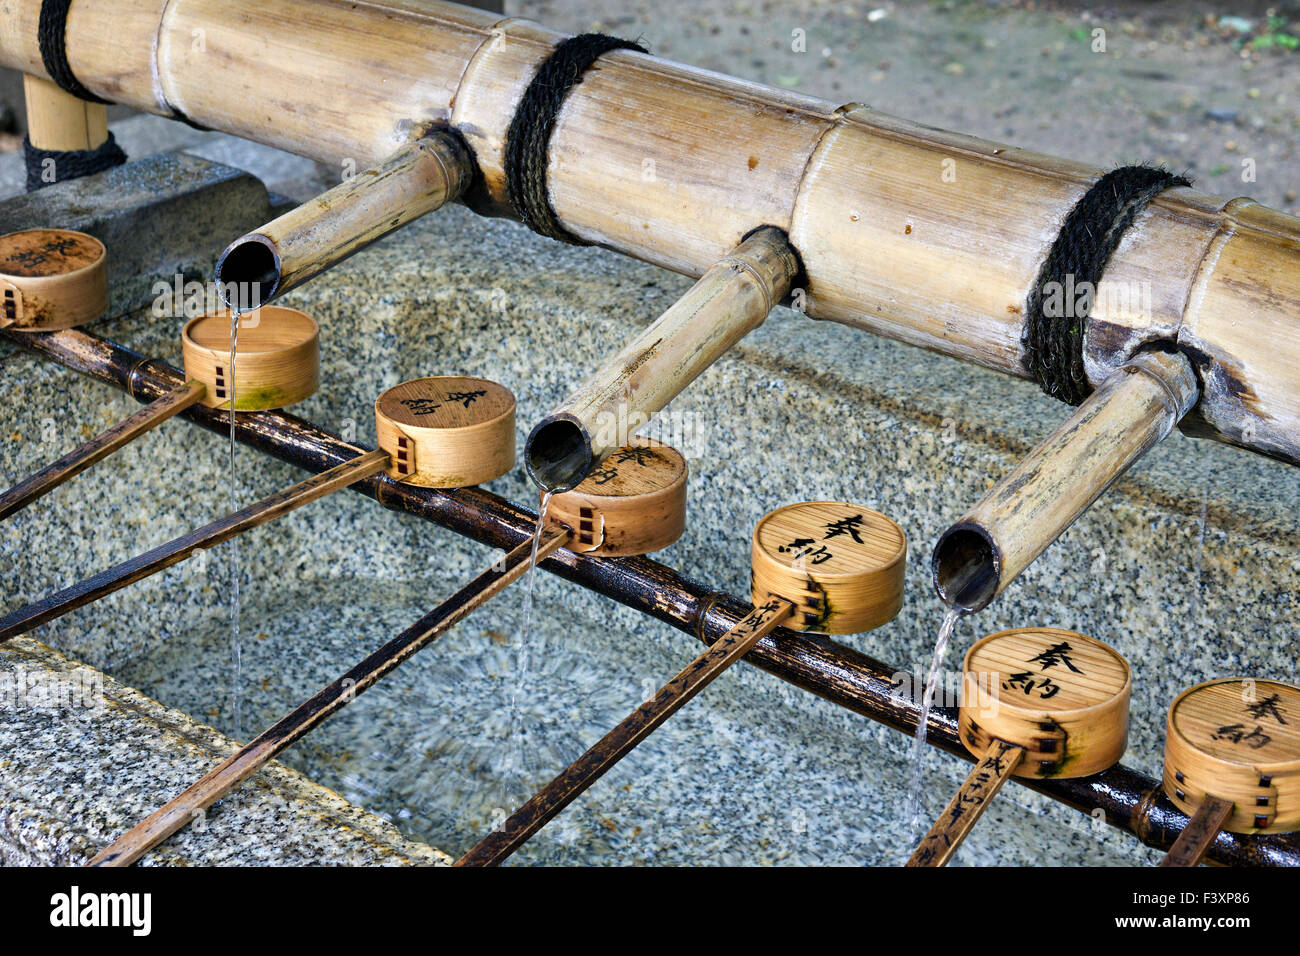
[214,132,475,308]
[1,0,1297,465]
[8,325,1300,867]
[932,349,1199,611]
[525,227,799,489]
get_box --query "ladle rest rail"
[5,325,1298,868]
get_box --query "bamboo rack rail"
[4,324,1298,867]
[2,0,1298,467]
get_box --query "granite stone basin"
[1,118,1297,866]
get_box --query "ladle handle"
[907,738,1024,867]
[1159,795,1234,868]
[89,528,572,866]
[456,596,797,866]
[0,448,389,641]
[0,380,206,521]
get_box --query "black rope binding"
[38,0,111,104]
[23,132,126,192]
[505,33,647,244]
[1023,165,1191,405]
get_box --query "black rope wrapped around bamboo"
[4,324,1299,868]
[504,32,647,244]
[37,0,110,104]
[1023,165,1191,405]
[23,131,126,191]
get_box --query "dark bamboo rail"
[4,325,1297,868]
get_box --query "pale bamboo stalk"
[525,227,800,489]
[0,380,205,521]
[1,1,1297,463]
[214,133,475,307]
[932,349,1199,611]
[907,739,1024,867]
[0,450,389,642]
[456,597,795,866]
[1159,795,1234,868]
[89,528,569,867]
[22,74,108,152]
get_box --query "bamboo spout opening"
[526,415,594,492]
[930,349,1199,613]
[528,226,800,490]
[216,132,474,307]
[215,235,280,308]
[932,523,1000,612]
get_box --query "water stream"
[499,490,554,813]
[227,307,243,741]
[903,605,965,839]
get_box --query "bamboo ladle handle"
[0,380,206,521]
[0,448,389,642]
[456,596,797,866]
[1159,795,1234,868]
[89,528,571,866]
[907,739,1025,867]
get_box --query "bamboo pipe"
[90,528,569,867]
[932,349,1199,612]
[2,1,1295,464]
[214,133,475,308]
[0,380,205,521]
[456,597,796,866]
[0,450,389,642]
[526,227,800,490]
[22,74,107,152]
[8,326,1300,867]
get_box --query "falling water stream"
[903,605,965,839]
[227,307,243,741]
[500,490,554,811]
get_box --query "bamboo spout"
[932,349,1199,612]
[215,132,474,308]
[525,226,800,490]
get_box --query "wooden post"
[215,133,475,306]
[22,74,107,153]
[1159,796,1234,868]
[932,350,1199,612]
[89,529,569,867]
[525,227,800,489]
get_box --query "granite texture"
[0,637,450,866]
[1,118,1297,866]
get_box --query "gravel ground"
[515,0,1299,207]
